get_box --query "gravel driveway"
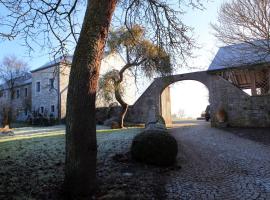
[167,121,270,200]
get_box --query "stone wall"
[128,71,270,128]
[31,66,59,118]
[126,80,161,124]
[127,72,211,124]
[210,76,270,127]
[59,64,70,120]
[161,86,172,125]
[0,83,32,121]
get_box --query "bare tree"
[212,0,270,53]
[0,0,204,197]
[211,0,270,96]
[177,108,186,119]
[0,55,29,128]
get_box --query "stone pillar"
[160,87,172,125]
[250,70,257,96]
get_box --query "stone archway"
[127,70,270,127]
[160,80,209,125]
[128,71,213,125]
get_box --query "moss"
[131,130,178,166]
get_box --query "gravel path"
[167,121,270,200]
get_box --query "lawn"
[0,127,153,200]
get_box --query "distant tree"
[212,0,270,52]
[0,55,29,128]
[177,109,186,119]
[99,25,172,128]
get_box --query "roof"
[208,41,270,71]
[0,73,32,90]
[31,55,73,73]
[31,51,112,73]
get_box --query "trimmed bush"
[131,130,178,166]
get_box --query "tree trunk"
[2,109,11,129]
[114,82,129,128]
[120,103,128,128]
[64,0,117,197]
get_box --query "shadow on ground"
[221,127,270,145]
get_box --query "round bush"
[131,130,178,166]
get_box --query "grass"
[0,127,142,199]
[0,134,65,199]
[0,126,142,143]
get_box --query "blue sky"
[170,0,225,118]
[0,1,224,71]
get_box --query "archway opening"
[161,80,209,126]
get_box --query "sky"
[0,1,226,118]
[169,0,224,118]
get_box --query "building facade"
[0,74,32,121]
[0,53,136,122]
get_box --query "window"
[16,89,20,99]
[51,105,55,113]
[49,78,54,89]
[24,108,28,116]
[25,88,28,97]
[11,91,14,99]
[40,106,44,113]
[36,82,41,92]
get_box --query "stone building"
[0,73,32,121]
[208,42,270,127]
[208,42,270,96]
[30,53,135,120]
[0,52,136,122]
[30,56,71,120]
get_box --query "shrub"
[131,130,178,166]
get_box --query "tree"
[177,108,186,119]
[0,0,204,197]
[212,0,270,53]
[100,25,172,128]
[0,55,29,128]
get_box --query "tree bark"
[2,109,11,129]
[114,64,131,128]
[114,82,128,128]
[64,0,117,197]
